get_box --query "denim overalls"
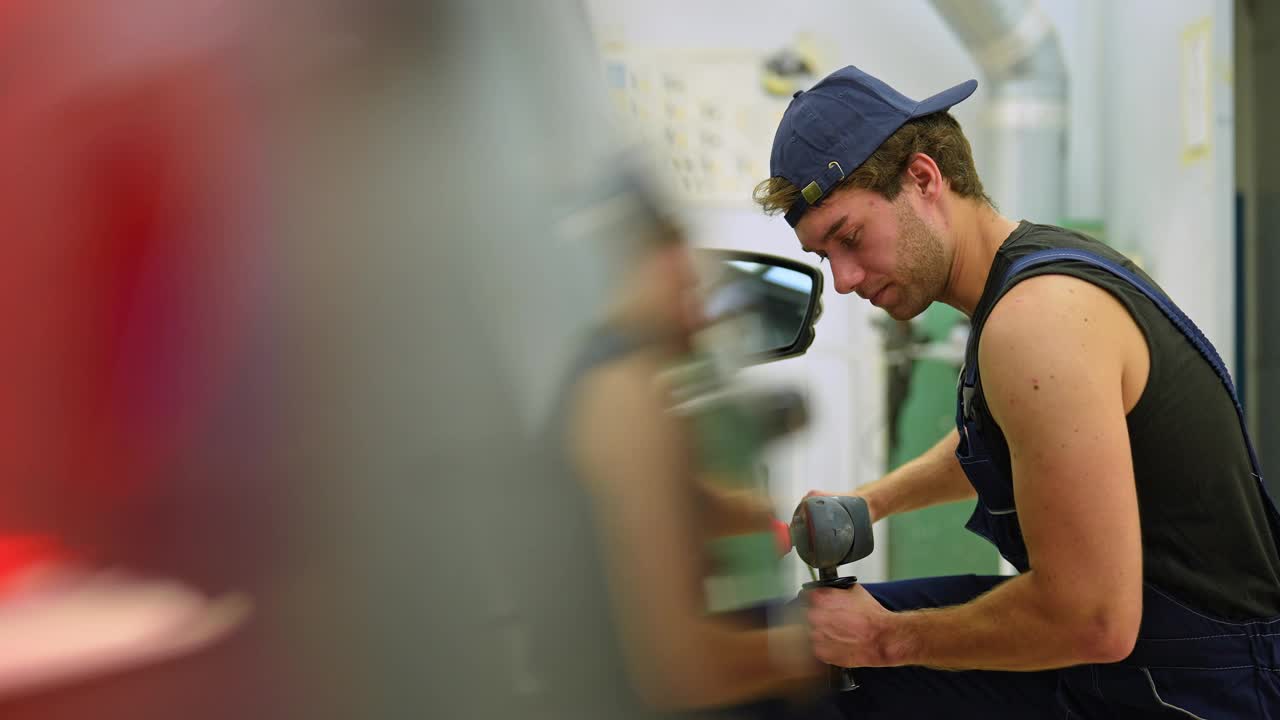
[957,249,1280,718]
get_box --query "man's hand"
[803,489,837,498]
[805,585,898,668]
[803,490,882,525]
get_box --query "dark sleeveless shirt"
[966,222,1280,619]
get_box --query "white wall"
[1099,0,1236,366]
[1040,0,1105,222]
[1037,0,1236,367]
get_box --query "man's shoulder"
[1000,222,1112,259]
[978,274,1136,408]
[988,272,1124,324]
[991,223,1153,309]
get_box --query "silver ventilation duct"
[928,0,1068,223]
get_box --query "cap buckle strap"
[786,160,850,227]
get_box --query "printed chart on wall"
[599,38,831,208]
[1180,18,1212,165]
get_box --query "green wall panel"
[885,303,999,579]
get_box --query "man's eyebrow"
[800,215,848,254]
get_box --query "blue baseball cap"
[769,65,977,228]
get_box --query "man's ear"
[903,153,944,202]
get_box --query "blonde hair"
[753,112,991,215]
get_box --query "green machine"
[883,303,999,579]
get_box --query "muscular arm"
[572,353,814,708]
[810,275,1146,670]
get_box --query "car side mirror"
[693,249,823,366]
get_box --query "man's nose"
[831,260,865,295]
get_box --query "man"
[754,65,1280,717]
[534,184,825,718]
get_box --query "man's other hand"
[805,584,897,668]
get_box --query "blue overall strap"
[981,248,1266,488]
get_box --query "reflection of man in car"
[527,181,821,717]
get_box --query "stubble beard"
[891,200,949,320]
